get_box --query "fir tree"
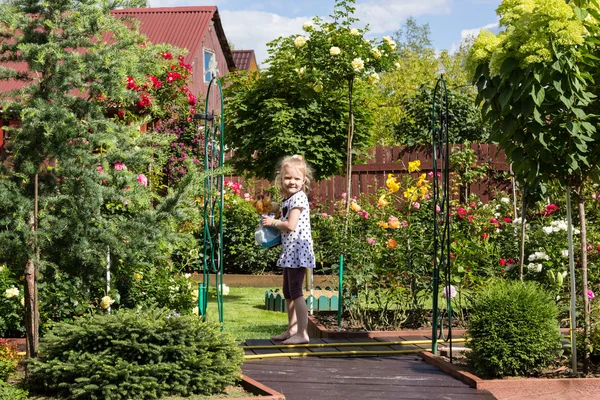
[0,0,200,358]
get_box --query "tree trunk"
[577,185,590,373]
[344,78,354,231]
[24,174,40,360]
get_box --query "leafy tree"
[0,0,199,357]
[466,0,600,372]
[394,86,489,146]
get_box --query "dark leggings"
[282,267,306,300]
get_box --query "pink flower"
[123,199,131,205]
[341,192,347,199]
[114,162,126,171]
[481,233,489,239]
[442,285,457,299]
[435,204,441,213]
[588,290,595,300]
[367,238,376,246]
[401,220,408,228]
[469,202,477,208]
[412,202,420,210]
[244,193,251,201]
[97,165,104,174]
[321,213,329,218]
[503,217,512,223]
[499,258,506,266]
[137,174,148,187]
[427,171,434,178]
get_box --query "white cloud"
[220,10,310,67]
[448,21,498,53]
[354,0,451,34]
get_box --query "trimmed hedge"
[466,279,561,378]
[28,308,244,399]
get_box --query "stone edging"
[419,351,600,398]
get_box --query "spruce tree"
[0,0,199,357]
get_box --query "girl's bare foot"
[271,331,292,341]
[281,334,310,345]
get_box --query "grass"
[204,286,288,342]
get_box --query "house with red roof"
[0,6,237,153]
[232,50,258,72]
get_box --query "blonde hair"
[275,155,313,196]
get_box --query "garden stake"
[337,255,344,330]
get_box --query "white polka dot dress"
[277,191,315,269]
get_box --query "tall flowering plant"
[287,0,399,217]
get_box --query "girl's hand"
[262,215,275,227]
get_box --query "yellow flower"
[408,160,421,172]
[134,273,142,280]
[419,186,429,197]
[387,239,398,249]
[100,296,115,310]
[5,287,19,298]
[368,72,379,84]
[350,202,362,212]
[377,221,388,230]
[371,48,382,59]
[386,174,400,193]
[417,173,427,186]
[388,217,400,229]
[403,186,418,202]
[378,194,389,207]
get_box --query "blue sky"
[149,0,501,67]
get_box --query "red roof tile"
[232,50,256,70]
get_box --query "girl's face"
[281,165,305,196]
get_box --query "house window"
[204,49,215,82]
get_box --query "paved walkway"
[241,337,496,400]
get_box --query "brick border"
[238,374,286,399]
[308,315,467,339]
[419,351,600,398]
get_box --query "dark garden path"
[241,337,496,400]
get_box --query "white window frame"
[203,49,215,83]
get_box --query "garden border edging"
[419,351,600,399]
[308,314,467,338]
[239,374,286,399]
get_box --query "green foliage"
[0,266,24,338]
[394,87,490,146]
[28,307,244,399]
[0,380,28,400]
[222,185,280,274]
[466,279,561,378]
[0,339,19,382]
[467,0,600,190]
[224,0,397,180]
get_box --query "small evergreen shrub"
[28,308,244,399]
[466,279,561,378]
[0,380,29,400]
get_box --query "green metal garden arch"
[195,74,225,329]
[430,69,454,359]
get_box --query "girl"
[261,155,315,345]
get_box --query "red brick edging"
[419,351,600,399]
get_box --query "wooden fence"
[226,144,512,205]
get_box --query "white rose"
[221,284,230,296]
[329,46,341,56]
[501,197,510,203]
[367,72,379,84]
[351,58,364,72]
[542,226,553,234]
[350,28,360,35]
[294,36,307,48]
[371,48,382,59]
[100,295,114,310]
[5,287,19,298]
[302,21,313,31]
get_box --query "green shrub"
[0,339,18,382]
[0,266,25,338]
[28,307,244,399]
[466,279,561,378]
[0,380,28,400]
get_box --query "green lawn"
[204,286,288,342]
